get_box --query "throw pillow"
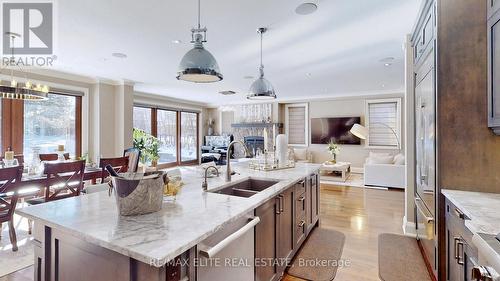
[369,152,391,158]
[367,155,394,164]
[294,148,307,160]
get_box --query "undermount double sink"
[208,178,280,198]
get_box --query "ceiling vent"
[219,90,236,95]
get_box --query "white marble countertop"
[17,162,321,267]
[441,189,500,270]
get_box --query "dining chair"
[0,166,24,251]
[123,148,141,173]
[26,160,86,205]
[99,156,129,182]
[39,153,70,161]
[0,154,24,165]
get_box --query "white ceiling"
[49,0,422,105]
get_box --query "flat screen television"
[311,117,361,145]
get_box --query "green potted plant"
[133,128,161,167]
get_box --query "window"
[180,112,198,162]
[24,94,77,161]
[157,109,177,164]
[365,98,401,149]
[1,92,82,161]
[133,106,152,134]
[133,105,199,167]
[285,103,309,146]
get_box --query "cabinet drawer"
[295,179,306,196]
[296,193,306,222]
[445,199,467,228]
[488,10,500,134]
[489,0,500,19]
[445,199,475,243]
[414,4,435,63]
[295,219,306,248]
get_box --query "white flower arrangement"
[327,140,340,156]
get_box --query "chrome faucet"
[226,140,251,182]
[202,166,219,191]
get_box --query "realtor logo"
[2,2,53,55]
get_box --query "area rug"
[378,233,431,281]
[0,213,34,277]
[321,172,388,190]
[288,228,346,281]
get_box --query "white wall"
[285,94,405,171]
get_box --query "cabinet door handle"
[298,196,305,202]
[298,180,305,186]
[198,217,261,258]
[454,237,464,265]
[276,197,281,214]
[279,195,284,213]
[298,220,305,228]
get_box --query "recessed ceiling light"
[112,52,127,59]
[295,2,318,15]
[381,84,386,88]
[172,40,182,44]
[219,90,236,95]
[243,75,254,80]
[384,63,392,67]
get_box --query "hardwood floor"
[284,184,405,281]
[0,267,33,281]
[1,184,405,281]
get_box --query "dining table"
[15,166,104,198]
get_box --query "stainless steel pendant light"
[247,28,276,100]
[177,0,223,83]
[0,32,49,100]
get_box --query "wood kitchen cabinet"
[488,6,500,135]
[306,173,320,235]
[255,195,280,281]
[255,174,320,281]
[277,186,295,273]
[445,199,478,281]
[295,179,307,249]
[489,0,500,19]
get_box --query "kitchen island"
[442,189,500,280]
[17,162,321,281]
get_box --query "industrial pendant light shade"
[176,0,223,83]
[177,34,223,83]
[247,67,276,100]
[247,27,276,100]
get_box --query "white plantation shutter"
[366,99,401,148]
[286,103,308,146]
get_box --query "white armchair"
[292,147,313,163]
[364,153,405,189]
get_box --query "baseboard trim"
[351,167,363,173]
[403,216,417,238]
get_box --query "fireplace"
[244,136,264,157]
